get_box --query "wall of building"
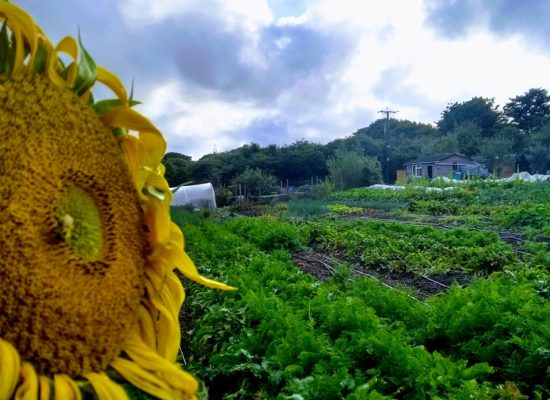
[433,164,454,177]
[406,155,476,178]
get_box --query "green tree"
[525,123,550,173]
[421,132,458,155]
[526,146,550,173]
[327,150,381,190]
[478,135,515,175]
[162,152,194,187]
[438,97,502,137]
[231,168,278,197]
[193,155,223,186]
[275,140,328,182]
[455,122,482,157]
[503,88,550,132]
[529,122,550,147]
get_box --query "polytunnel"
[170,183,217,209]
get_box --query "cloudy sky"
[18,0,550,159]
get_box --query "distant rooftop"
[404,153,471,165]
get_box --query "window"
[452,161,458,171]
[412,165,422,177]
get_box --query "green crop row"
[299,219,518,275]
[330,181,550,207]
[173,210,549,399]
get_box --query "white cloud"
[315,0,550,123]
[138,81,274,158]
[113,0,550,156]
[117,0,200,25]
[117,0,273,30]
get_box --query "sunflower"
[0,3,234,399]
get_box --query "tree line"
[163,87,550,194]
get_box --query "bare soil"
[293,251,476,300]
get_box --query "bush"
[232,167,278,197]
[224,217,304,252]
[328,150,382,191]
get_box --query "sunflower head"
[0,3,234,399]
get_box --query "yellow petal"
[124,332,198,396]
[144,271,181,359]
[46,48,70,87]
[111,357,173,400]
[138,130,167,169]
[137,304,158,350]
[97,66,128,106]
[162,227,236,290]
[38,376,51,400]
[85,372,129,400]
[166,269,185,312]
[143,197,172,249]
[118,135,141,184]
[53,375,81,400]
[55,36,78,86]
[100,106,160,136]
[55,36,78,62]
[0,2,38,71]
[178,250,236,290]
[0,2,38,44]
[14,363,38,400]
[0,339,20,400]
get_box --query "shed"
[171,183,217,209]
[404,153,487,179]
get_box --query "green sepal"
[76,380,100,400]
[105,367,156,400]
[112,127,128,137]
[0,21,16,76]
[73,28,97,96]
[0,21,10,75]
[129,78,135,100]
[143,186,166,201]
[87,92,95,107]
[32,40,47,73]
[92,98,141,115]
[59,61,74,81]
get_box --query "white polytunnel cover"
[170,183,217,209]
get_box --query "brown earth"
[293,251,476,300]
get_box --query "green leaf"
[73,28,97,96]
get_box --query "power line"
[377,107,399,183]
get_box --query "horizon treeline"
[163,87,550,188]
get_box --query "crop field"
[173,180,549,400]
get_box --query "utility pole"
[377,107,398,183]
